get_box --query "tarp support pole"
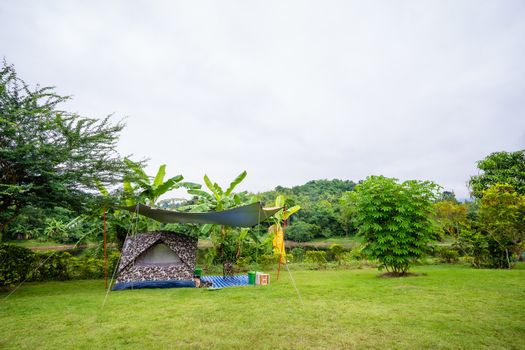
[104,207,108,289]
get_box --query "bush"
[0,243,122,287]
[304,251,327,267]
[433,246,459,264]
[290,247,305,262]
[329,244,345,262]
[350,176,439,274]
[0,243,36,288]
[347,245,366,260]
[258,253,280,266]
[32,251,71,281]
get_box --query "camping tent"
[113,232,197,290]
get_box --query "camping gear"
[255,272,270,286]
[111,202,282,291]
[248,271,256,285]
[120,202,282,227]
[200,275,249,288]
[112,232,197,290]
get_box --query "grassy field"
[1,264,524,349]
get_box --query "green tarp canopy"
[120,202,282,227]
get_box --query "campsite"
[2,2,525,349]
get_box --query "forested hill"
[259,179,357,204]
[256,179,358,240]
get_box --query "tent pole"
[104,207,108,290]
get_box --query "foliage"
[297,200,341,238]
[477,184,525,268]
[273,179,356,202]
[437,190,459,203]
[119,161,201,231]
[186,171,252,274]
[350,176,440,274]
[290,247,305,262]
[339,191,358,236]
[329,244,345,263]
[0,61,129,239]
[457,229,508,268]
[0,243,36,288]
[267,195,300,262]
[31,251,71,281]
[304,250,327,267]
[469,150,525,198]
[257,179,357,241]
[286,221,319,242]
[123,160,200,207]
[0,242,121,288]
[433,200,468,239]
[432,246,459,264]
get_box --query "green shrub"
[258,253,279,266]
[350,176,439,274]
[433,246,459,264]
[0,243,36,288]
[291,247,305,262]
[236,256,253,268]
[0,243,122,286]
[305,251,327,267]
[32,251,71,281]
[329,244,345,262]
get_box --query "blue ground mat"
[112,279,195,290]
[201,275,249,288]
[112,275,250,290]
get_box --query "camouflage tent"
[113,232,197,290]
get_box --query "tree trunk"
[0,204,21,241]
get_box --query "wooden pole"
[103,207,108,289]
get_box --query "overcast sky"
[2,1,524,199]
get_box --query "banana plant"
[185,171,248,275]
[186,170,247,235]
[123,159,200,208]
[268,195,301,262]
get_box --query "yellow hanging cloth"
[271,226,286,263]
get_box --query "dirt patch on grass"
[378,271,423,278]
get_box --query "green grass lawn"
[1,264,524,349]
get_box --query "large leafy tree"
[433,200,468,238]
[0,62,128,239]
[477,184,525,268]
[350,176,440,275]
[469,150,525,199]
